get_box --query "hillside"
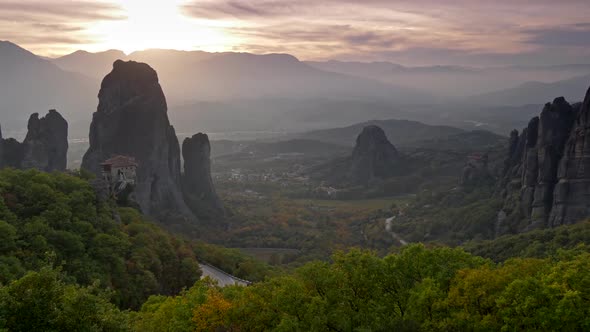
[406,130,505,151]
[0,41,97,137]
[52,49,126,79]
[170,98,429,135]
[211,139,348,158]
[297,119,468,147]
[0,169,201,309]
[468,74,590,106]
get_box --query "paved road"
[199,263,249,287]
[385,217,408,246]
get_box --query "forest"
[3,1,590,329]
[0,170,588,331]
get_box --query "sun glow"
[87,0,235,54]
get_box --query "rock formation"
[548,88,590,226]
[0,124,3,168]
[21,110,69,171]
[182,133,224,219]
[2,138,24,169]
[460,153,491,186]
[498,93,589,233]
[348,125,400,184]
[528,98,575,226]
[0,110,68,171]
[312,125,402,187]
[81,60,192,220]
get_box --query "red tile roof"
[100,155,138,168]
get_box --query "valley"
[2,2,590,327]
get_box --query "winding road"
[199,263,250,287]
[199,217,409,287]
[385,216,408,246]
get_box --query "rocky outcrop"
[460,153,492,186]
[2,138,24,169]
[0,110,68,171]
[314,125,402,187]
[498,94,588,234]
[21,110,68,171]
[528,98,575,226]
[348,125,400,185]
[81,60,192,220]
[182,133,224,219]
[548,88,590,226]
[502,130,524,178]
[0,124,3,168]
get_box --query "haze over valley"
[1,1,590,330]
[4,39,590,142]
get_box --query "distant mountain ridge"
[307,60,590,98]
[0,41,439,139]
[3,40,589,142]
[296,119,493,147]
[52,49,126,79]
[0,41,96,135]
[210,139,349,159]
[51,48,433,104]
[468,74,590,106]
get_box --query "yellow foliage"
[192,289,232,332]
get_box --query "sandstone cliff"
[348,125,400,185]
[315,125,401,186]
[21,110,68,171]
[548,87,590,226]
[182,133,224,219]
[499,91,590,233]
[0,110,68,171]
[0,124,3,168]
[460,153,492,186]
[81,60,192,220]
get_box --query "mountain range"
[466,74,590,106]
[2,40,590,139]
[51,47,432,104]
[307,60,590,98]
[0,41,96,137]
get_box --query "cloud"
[29,23,85,33]
[185,1,278,18]
[183,0,318,19]
[1,34,95,46]
[180,0,590,65]
[0,0,125,55]
[524,25,590,47]
[4,0,590,65]
[0,1,125,21]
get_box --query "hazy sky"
[2,0,590,66]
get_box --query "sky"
[2,0,590,66]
